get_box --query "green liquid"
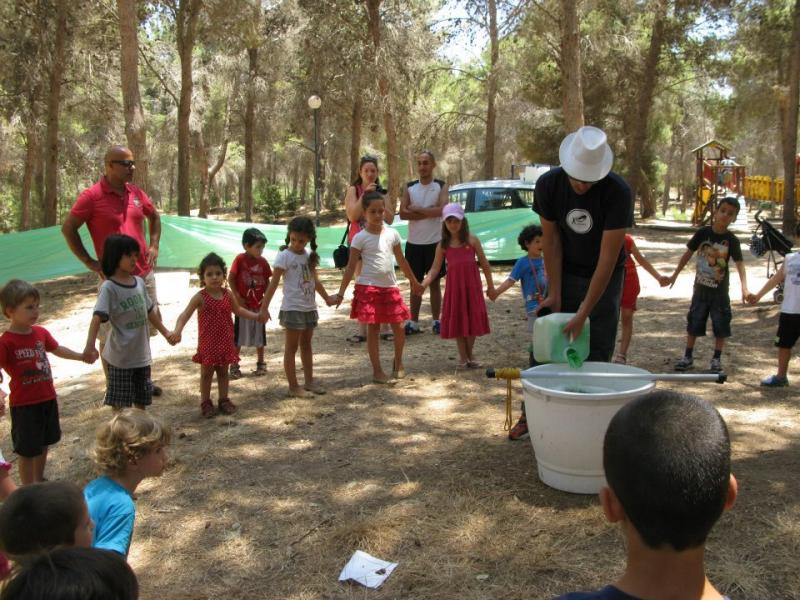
[566,348,583,370]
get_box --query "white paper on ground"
[338,550,398,589]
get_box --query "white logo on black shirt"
[566,209,592,234]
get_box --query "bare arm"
[61,213,101,275]
[747,264,785,303]
[471,235,495,292]
[629,239,667,283]
[344,186,363,222]
[227,271,244,305]
[735,260,749,302]
[313,268,332,304]
[420,245,445,289]
[145,211,161,267]
[563,228,626,339]
[398,186,423,220]
[172,293,202,338]
[147,304,172,339]
[228,289,260,320]
[260,267,285,321]
[490,277,517,301]
[52,345,96,364]
[539,217,563,313]
[668,248,695,287]
[331,247,362,306]
[393,242,423,295]
[84,314,103,356]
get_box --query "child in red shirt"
[0,280,97,484]
[228,228,272,378]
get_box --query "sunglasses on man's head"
[111,160,136,168]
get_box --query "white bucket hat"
[559,126,614,182]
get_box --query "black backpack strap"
[340,220,350,246]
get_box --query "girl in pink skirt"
[332,192,423,383]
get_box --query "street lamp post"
[308,95,322,227]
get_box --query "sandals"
[218,398,237,415]
[303,381,327,395]
[229,364,243,379]
[200,399,217,418]
[346,334,366,343]
[612,353,627,365]
[253,362,267,376]
[391,360,406,380]
[380,333,394,341]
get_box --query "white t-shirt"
[274,249,317,312]
[406,179,444,245]
[783,252,800,314]
[94,277,153,369]
[352,227,401,288]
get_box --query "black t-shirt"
[534,167,633,277]
[687,226,743,293]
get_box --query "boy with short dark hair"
[228,228,272,378]
[555,390,737,600]
[668,197,749,373]
[488,224,548,440]
[0,280,96,484]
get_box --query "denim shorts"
[686,287,732,338]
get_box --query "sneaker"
[709,357,722,373]
[404,321,421,335]
[432,320,441,335]
[508,416,529,441]
[760,374,789,387]
[674,356,694,371]
[229,364,243,379]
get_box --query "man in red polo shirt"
[62,145,163,395]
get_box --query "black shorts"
[686,287,732,338]
[11,399,61,458]
[404,241,445,283]
[775,312,800,348]
[104,365,153,408]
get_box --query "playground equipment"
[691,141,800,226]
[487,365,725,494]
[691,140,746,225]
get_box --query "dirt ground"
[2,222,798,599]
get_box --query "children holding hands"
[0,279,97,484]
[261,217,336,398]
[84,235,174,411]
[421,203,493,368]
[228,228,272,379]
[668,197,749,373]
[171,253,266,418]
[331,191,423,383]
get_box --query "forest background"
[0,0,798,237]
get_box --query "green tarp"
[0,210,540,283]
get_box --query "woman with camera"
[343,156,395,343]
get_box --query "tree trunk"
[20,119,39,231]
[192,129,210,218]
[350,96,362,182]
[780,0,800,237]
[175,0,201,216]
[43,0,68,227]
[243,46,257,222]
[626,0,668,219]
[483,0,498,179]
[117,0,148,188]
[560,0,584,132]
[365,0,399,211]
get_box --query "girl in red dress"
[421,203,495,368]
[171,253,263,417]
[331,193,423,383]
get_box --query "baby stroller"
[749,209,794,302]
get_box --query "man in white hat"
[533,126,633,361]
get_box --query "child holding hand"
[228,228,272,379]
[422,203,494,368]
[1,279,96,484]
[331,192,423,383]
[84,235,173,411]
[261,217,336,398]
[746,251,799,387]
[171,253,264,417]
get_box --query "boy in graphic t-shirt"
[0,280,96,484]
[667,197,749,373]
[228,228,272,378]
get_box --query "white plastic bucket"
[522,362,656,494]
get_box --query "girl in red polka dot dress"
[171,253,264,418]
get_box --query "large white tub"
[522,362,655,494]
